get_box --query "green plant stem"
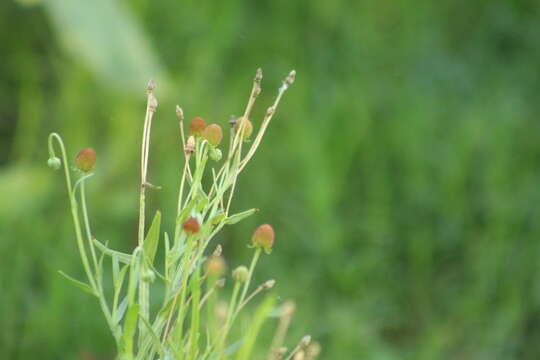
[237,248,262,312]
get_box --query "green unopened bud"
[142,269,155,283]
[232,265,249,283]
[47,157,61,170]
[251,224,275,253]
[75,148,96,172]
[189,116,206,136]
[234,118,253,141]
[202,124,223,147]
[210,147,222,161]
[206,255,226,277]
[183,216,200,235]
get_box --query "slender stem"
[237,248,262,312]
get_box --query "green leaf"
[143,210,161,265]
[236,295,276,360]
[58,271,96,296]
[225,208,258,225]
[93,238,132,264]
[139,315,165,357]
[122,304,139,356]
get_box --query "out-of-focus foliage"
[2,0,540,359]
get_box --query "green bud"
[142,269,155,283]
[232,265,249,283]
[210,147,222,161]
[47,157,61,170]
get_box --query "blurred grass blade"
[43,0,167,92]
[236,295,276,360]
[93,238,132,264]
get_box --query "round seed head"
[202,124,223,147]
[206,255,226,276]
[232,265,249,283]
[306,342,321,358]
[234,118,253,141]
[75,148,96,172]
[189,116,206,136]
[294,350,305,360]
[251,224,275,252]
[47,157,61,170]
[183,217,200,235]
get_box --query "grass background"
[2,0,540,359]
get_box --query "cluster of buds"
[187,116,224,160]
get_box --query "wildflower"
[202,124,223,147]
[75,148,96,172]
[232,266,249,283]
[251,224,274,252]
[183,217,200,235]
[206,255,226,276]
[189,116,206,136]
[234,118,253,141]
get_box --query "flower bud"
[75,148,96,172]
[210,148,222,161]
[142,269,155,283]
[306,342,321,359]
[294,350,305,360]
[47,157,61,170]
[232,265,249,283]
[251,224,274,252]
[183,217,200,235]
[206,255,226,277]
[189,116,206,136]
[202,124,223,147]
[234,118,253,141]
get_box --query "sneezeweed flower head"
[206,255,226,277]
[75,148,96,172]
[189,116,206,136]
[234,117,253,141]
[183,216,200,235]
[232,265,249,283]
[251,223,275,253]
[202,124,223,147]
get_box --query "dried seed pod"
[75,148,96,172]
[252,224,275,252]
[234,118,253,141]
[232,265,249,283]
[189,116,206,136]
[185,136,196,155]
[183,217,200,235]
[202,124,223,147]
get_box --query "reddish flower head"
[251,224,275,252]
[202,124,223,147]
[183,217,200,235]
[75,148,96,172]
[234,118,253,141]
[189,117,207,136]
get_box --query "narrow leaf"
[58,271,96,296]
[143,210,161,265]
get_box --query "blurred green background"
[2,0,540,359]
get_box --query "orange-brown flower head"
[183,217,200,235]
[202,124,223,147]
[189,116,206,136]
[206,255,226,276]
[75,148,96,172]
[251,224,275,252]
[234,118,253,141]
